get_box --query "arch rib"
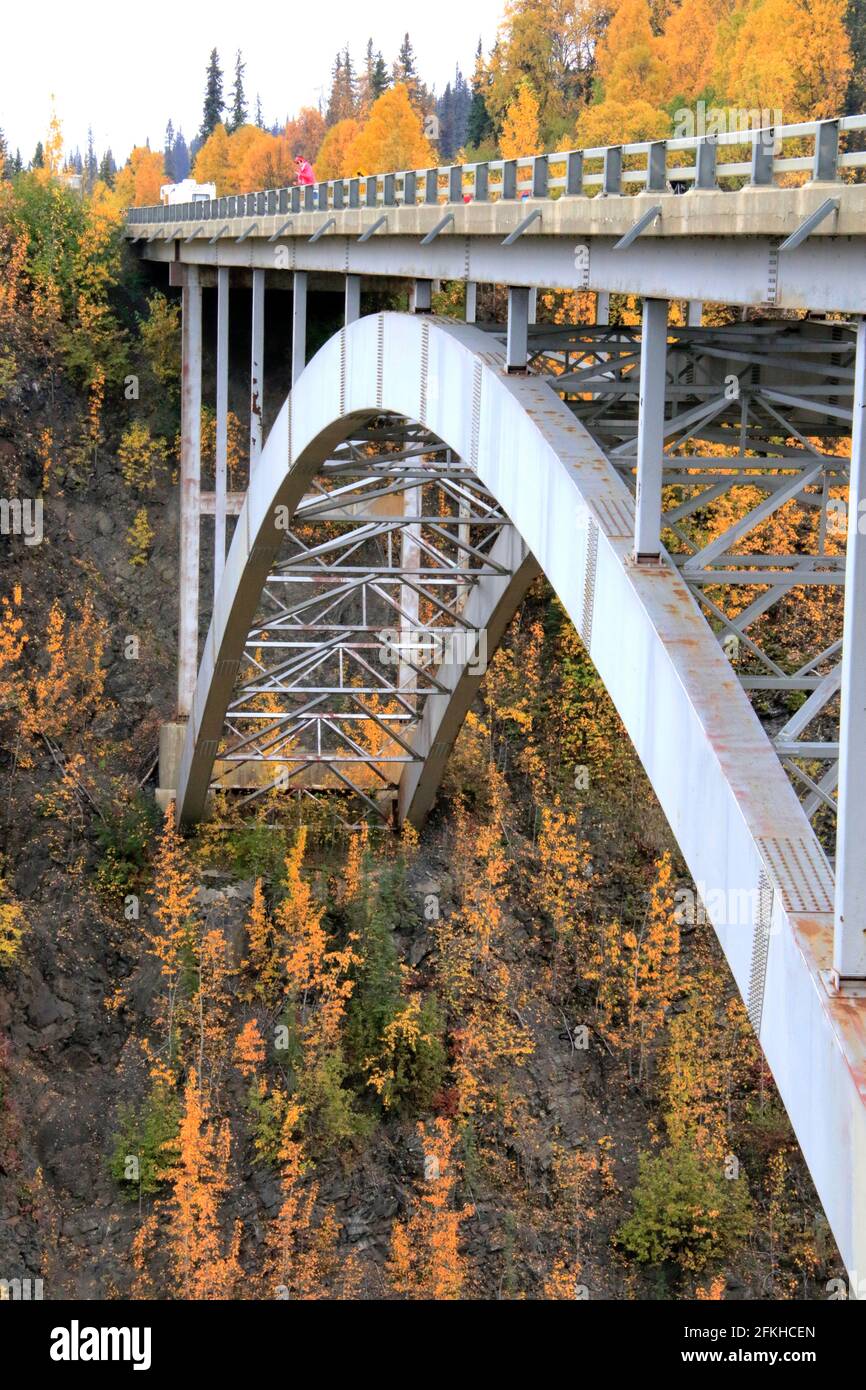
[177,312,866,1281]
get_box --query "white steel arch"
[176,312,866,1282]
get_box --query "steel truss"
[210,420,508,824]
[520,318,854,851]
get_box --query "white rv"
[160,178,217,206]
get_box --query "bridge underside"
[170,310,866,1284]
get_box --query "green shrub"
[618,1143,752,1274]
[110,1083,180,1198]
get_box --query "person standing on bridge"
[294,155,315,186]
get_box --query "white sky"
[3,0,506,162]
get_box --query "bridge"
[127,113,866,1287]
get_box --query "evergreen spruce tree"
[466,40,494,149]
[98,149,116,186]
[31,141,44,169]
[85,127,97,190]
[228,49,248,132]
[173,131,190,181]
[200,48,225,141]
[164,118,175,180]
[0,129,8,180]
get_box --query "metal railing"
[126,112,866,226]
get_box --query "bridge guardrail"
[126,113,866,229]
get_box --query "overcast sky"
[3,0,506,163]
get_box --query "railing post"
[383,173,396,206]
[365,176,378,208]
[425,169,438,204]
[595,291,610,326]
[833,316,866,983]
[292,269,308,386]
[303,184,315,212]
[566,150,583,196]
[502,159,517,199]
[448,166,462,202]
[693,136,718,191]
[345,274,361,324]
[475,163,489,201]
[646,142,667,193]
[317,181,329,210]
[250,268,265,472]
[178,265,202,717]
[348,178,360,209]
[603,146,622,195]
[634,297,669,562]
[812,119,840,182]
[403,171,417,205]
[751,127,775,185]
[532,155,548,198]
[214,266,229,595]
[506,285,530,372]
[332,180,344,210]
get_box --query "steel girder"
[177,312,866,1281]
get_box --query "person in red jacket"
[294,155,315,186]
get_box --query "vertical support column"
[345,273,361,325]
[506,285,530,373]
[465,281,477,324]
[400,485,422,708]
[834,316,866,982]
[687,300,703,327]
[250,268,265,473]
[528,288,537,325]
[633,297,669,563]
[178,265,202,717]
[292,269,308,385]
[214,266,229,596]
[595,290,610,326]
[411,279,432,313]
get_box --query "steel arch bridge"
[170,310,865,1282]
[128,110,866,1285]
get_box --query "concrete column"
[250,268,265,472]
[634,297,669,563]
[345,273,361,324]
[528,287,537,325]
[178,265,202,716]
[688,300,703,327]
[411,279,433,313]
[596,290,610,326]
[214,266,229,596]
[834,316,866,982]
[506,285,530,373]
[292,270,308,385]
[465,281,477,324]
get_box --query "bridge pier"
[834,316,866,983]
[291,270,307,385]
[411,278,432,313]
[345,274,361,324]
[214,267,229,593]
[633,297,669,563]
[177,264,202,717]
[249,268,265,472]
[506,285,530,372]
